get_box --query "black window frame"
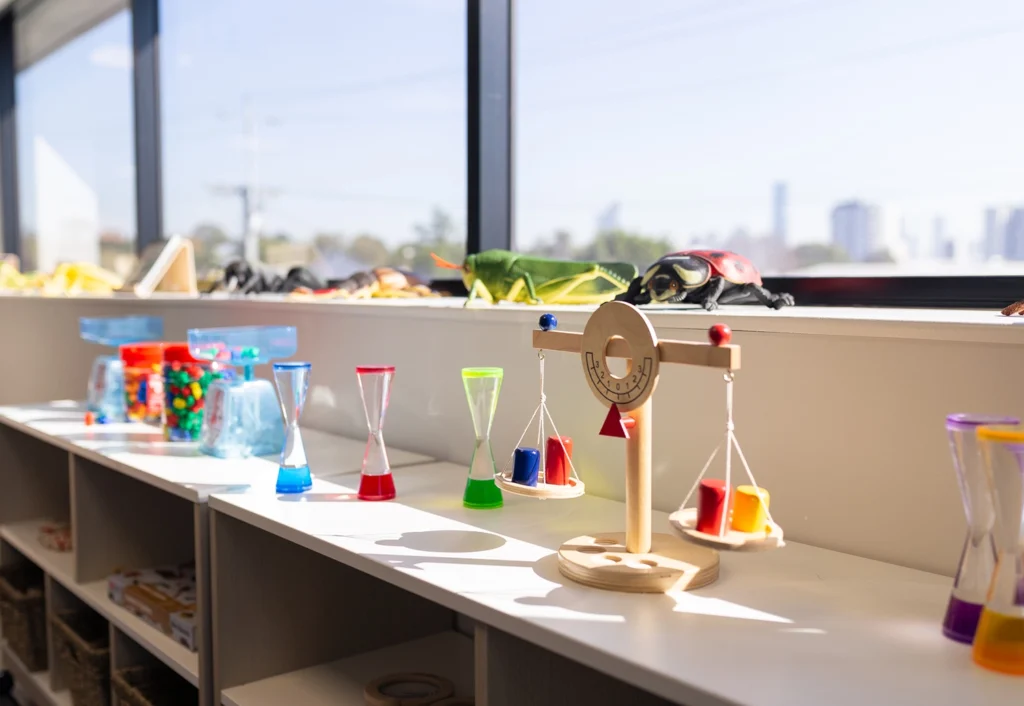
[0,0,1021,310]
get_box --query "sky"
[14,0,1024,261]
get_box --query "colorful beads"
[162,360,230,442]
[124,363,163,423]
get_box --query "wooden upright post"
[625,402,651,554]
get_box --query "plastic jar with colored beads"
[120,342,166,424]
[161,343,233,442]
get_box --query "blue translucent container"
[187,326,296,458]
[79,316,163,423]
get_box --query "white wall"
[3,294,1021,577]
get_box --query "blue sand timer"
[80,316,163,424]
[273,362,312,493]
[188,326,294,459]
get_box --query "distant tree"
[577,229,673,271]
[189,223,232,273]
[346,234,390,268]
[791,243,850,269]
[526,230,574,259]
[313,232,346,255]
[414,207,457,245]
[865,248,896,263]
[394,207,465,278]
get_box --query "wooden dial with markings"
[579,302,661,413]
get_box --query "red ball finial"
[708,324,731,346]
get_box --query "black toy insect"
[615,250,794,311]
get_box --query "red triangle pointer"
[599,404,635,439]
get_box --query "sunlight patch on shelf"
[670,593,793,624]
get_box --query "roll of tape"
[364,672,455,706]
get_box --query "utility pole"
[210,96,282,263]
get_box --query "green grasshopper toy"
[431,250,638,305]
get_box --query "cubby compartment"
[478,626,674,706]
[0,541,70,706]
[111,628,199,706]
[70,456,200,687]
[211,510,465,705]
[0,424,71,546]
[48,581,111,706]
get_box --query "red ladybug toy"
[616,250,794,311]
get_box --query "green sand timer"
[462,367,504,509]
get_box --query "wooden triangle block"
[599,404,632,439]
[121,235,199,298]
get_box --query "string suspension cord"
[678,369,775,532]
[500,349,580,483]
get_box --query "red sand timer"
[357,366,396,501]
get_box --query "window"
[160,0,467,284]
[515,0,1024,277]
[17,9,137,277]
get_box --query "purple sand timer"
[943,413,1019,643]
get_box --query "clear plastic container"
[119,343,166,424]
[187,326,295,458]
[973,424,1024,675]
[161,343,233,442]
[942,413,1018,643]
[80,316,163,424]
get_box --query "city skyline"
[13,0,1024,274]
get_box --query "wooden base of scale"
[557,532,719,593]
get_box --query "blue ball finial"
[539,313,558,331]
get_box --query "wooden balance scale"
[532,301,743,593]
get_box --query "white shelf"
[1,643,72,706]
[211,461,1022,706]
[0,519,199,687]
[0,521,74,587]
[221,632,473,706]
[79,580,199,687]
[0,402,433,502]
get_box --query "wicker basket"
[51,609,110,706]
[0,563,48,672]
[111,665,198,706]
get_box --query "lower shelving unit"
[1,642,71,706]
[221,632,474,706]
[0,515,200,687]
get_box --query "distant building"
[1004,208,1024,260]
[831,200,881,262]
[984,207,1008,260]
[772,182,787,244]
[596,202,621,234]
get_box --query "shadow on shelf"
[375,529,507,553]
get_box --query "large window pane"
[18,10,137,277]
[161,0,467,283]
[516,0,1024,276]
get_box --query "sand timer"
[273,362,312,494]
[462,367,504,509]
[943,414,1019,643]
[356,366,396,501]
[973,425,1024,675]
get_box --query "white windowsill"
[4,291,1024,344]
